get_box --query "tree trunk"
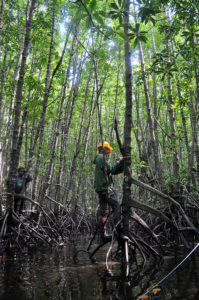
[122,0,132,232]
[75,86,96,206]
[1,5,26,161]
[150,25,163,185]
[0,0,5,45]
[110,51,121,141]
[188,68,198,186]
[32,3,56,202]
[38,24,73,200]
[163,7,180,191]
[52,26,77,202]
[6,0,36,213]
[55,64,77,202]
[0,0,14,137]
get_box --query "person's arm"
[106,158,124,175]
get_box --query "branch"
[128,196,171,224]
[128,172,199,235]
[114,117,125,156]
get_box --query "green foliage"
[1,0,199,208]
[137,0,163,24]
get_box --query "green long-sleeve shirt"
[94,154,123,193]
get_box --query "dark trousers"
[14,197,24,215]
[97,188,121,226]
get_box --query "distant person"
[14,167,32,215]
[94,141,124,242]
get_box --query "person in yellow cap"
[94,141,124,242]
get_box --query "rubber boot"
[99,216,112,243]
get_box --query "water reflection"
[0,243,198,300]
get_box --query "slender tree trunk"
[50,26,77,202]
[65,86,88,201]
[0,0,5,45]
[32,3,56,202]
[150,25,163,185]
[168,17,192,187]
[122,0,132,232]
[65,73,95,204]
[60,53,87,204]
[6,0,36,213]
[75,85,96,206]
[0,0,14,136]
[56,52,87,203]
[110,51,121,141]
[0,0,5,188]
[166,72,180,183]
[15,47,37,171]
[163,7,180,191]
[189,19,199,176]
[1,5,26,155]
[188,69,198,186]
[37,25,73,200]
[55,64,77,202]
[131,14,163,186]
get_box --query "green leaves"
[151,51,178,79]
[89,0,97,12]
[116,30,130,41]
[127,23,148,46]
[110,2,119,10]
[93,13,104,26]
[109,1,126,25]
[138,0,162,24]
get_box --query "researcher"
[94,141,124,242]
[14,167,32,215]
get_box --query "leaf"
[109,11,120,19]
[182,30,190,36]
[151,17,156,25]
[89,0,97,12]
[170,67,178,72]
[98,10,106,17]
[93,13,104,25]
[138,35,148,43]
[119,15,123,25]
[135,23,140,32]
[133,38,138,48]
[116,31,130,41]
[138,295,149,299]
[140,30,148,35]
[127,32,136,38]
[110,2,119,10]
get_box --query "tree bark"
[54,29,77,202]
[122,0,132,232]
[0,0,14,137]
[38,24,73,200]
[32,2,56,202]
[6,0,36,213]
[0,0,5,45]
[163,7,180,189]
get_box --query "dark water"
[0,240,199,300]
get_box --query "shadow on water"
[0,239,199,300]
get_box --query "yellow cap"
[97,141,113,151]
